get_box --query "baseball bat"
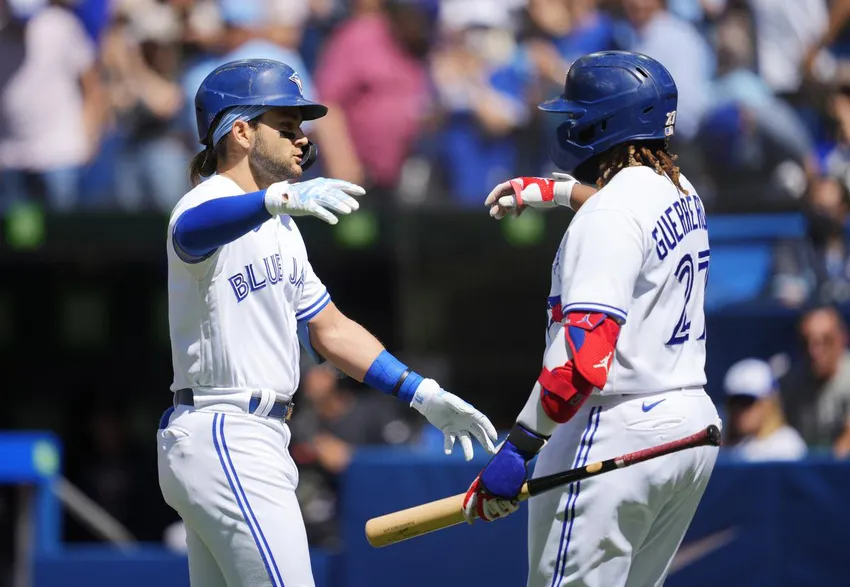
[365,424,721,548]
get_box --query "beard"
[249,133,302,188]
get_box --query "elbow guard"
[538,311,621,423]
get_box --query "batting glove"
[462,424,547,524]
[410,379,498,461]
[485,173,578,219]
[265,178,365,225]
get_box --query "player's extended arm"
[172,179,364,260]
[306,302,497,460]
[462,313,621,522]
[484,173,598,219]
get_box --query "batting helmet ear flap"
[300,141,319,171]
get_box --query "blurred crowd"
[3,0,850,214]
[7,0,850,312]
[7,0,850,307]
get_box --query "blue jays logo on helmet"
[539,51,678,173]
[194,59,328,146]
[289,72,304,96]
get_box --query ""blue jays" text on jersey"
[228,254,305,302]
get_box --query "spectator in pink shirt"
[314,0,438,192]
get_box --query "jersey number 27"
[666,249,710,345]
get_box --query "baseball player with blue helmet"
[157,58,497,587]
[462,51,722,587]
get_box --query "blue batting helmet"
[194,59,328,147]
[539,51,678,173]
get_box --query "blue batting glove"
[462,424,547,523]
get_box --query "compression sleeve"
[172,190,272,259]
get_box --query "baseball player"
[156,58,497,587]
[462,51,722,587]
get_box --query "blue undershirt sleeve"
[172,190,272,261]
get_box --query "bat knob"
[706,424,722,447]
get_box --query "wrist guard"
[506,424,549,459]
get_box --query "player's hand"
[265,177,365,225]
[410,379,498,461]
[462,424,547,524]
[485,173,577,219]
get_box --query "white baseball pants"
[527,389,721,587]
[157,405,314,587]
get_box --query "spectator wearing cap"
[722,358,807,462]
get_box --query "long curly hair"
[595,140,688,194]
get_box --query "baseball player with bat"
[462,51,723,587]
[156,58,497,587]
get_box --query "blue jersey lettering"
[227,254,300,302]
[652,193,708,261]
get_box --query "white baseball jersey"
[546,166,710,395]
[166,175,329,403]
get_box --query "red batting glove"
[485,173,578,219]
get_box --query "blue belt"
[173,388,295,421]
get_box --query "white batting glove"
[410,379,498,461]
[485,172,577,219]
[265,178,365,225]
[463,482,521,524]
